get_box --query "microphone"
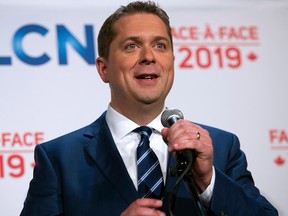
[162,108,206,216]
[161,108,194,169]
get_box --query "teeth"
[144,76,153,80]
[138,75,156,80]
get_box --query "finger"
[161,127,169,143]
[121,199,164,216]
[171,122,210,143]
[168,120,201,140]
[135,199,164,216]
[169,132,212,153]
[135,198,163,209]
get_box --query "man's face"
[97,13,174,113]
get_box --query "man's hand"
[161,119,213,192]
[121,199,165,216]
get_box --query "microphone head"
[161,108,184,128]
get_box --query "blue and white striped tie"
[134,126,164,199]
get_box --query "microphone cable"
[168,153,207,216]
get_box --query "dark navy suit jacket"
[20,112,278,216]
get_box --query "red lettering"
[249,26,258,40]
[218,27,227,40]
[8,155,25,178]
[171,27,177,39]
[35,132,44,145]
[172,26,199,40]
[269,129,278,143]
[1,132,45,147]
[227,28,239,40]
[0,155,4,178]
[179,27,189,40]
[23,132,33,146]
[270,129,288,144]
[11,133,23,147]
[218,26,259,40]
[188,27,198,40]
[203,27,214,40]
[173,25,258,41]
[239,27,250,40]
[279,130,288,143]
[1,133,11,147]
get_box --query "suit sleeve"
[20,144,63,216]
[209,134,278,216]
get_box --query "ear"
[96,57,109,83]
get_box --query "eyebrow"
[122,36,142,44]
[122,36,170,45]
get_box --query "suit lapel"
[83,112,138,204]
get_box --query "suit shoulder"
[195,122,240,150]
[196,122,236,137]
[39,112,107,150]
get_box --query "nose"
[139,46,155,64]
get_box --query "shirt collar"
[106,104,165,141]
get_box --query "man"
[20,1,278,215]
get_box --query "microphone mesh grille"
[161,108,184,127]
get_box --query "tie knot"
[134,126,152,146]
[134,126,152,137]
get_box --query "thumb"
[161,127,169,143]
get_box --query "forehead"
[113,13,169,39]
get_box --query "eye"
[126,43,137,50]
[155,43,166,50]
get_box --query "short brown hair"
[97,1,173,60]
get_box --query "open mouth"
[136,74,158,80]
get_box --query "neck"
[110,102,164,126]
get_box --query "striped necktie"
[134,126,164,199]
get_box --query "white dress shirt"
[105,105,214,205]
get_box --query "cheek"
[159,54,174,70]
[106,63,128,87]
[165,65,174,90]
[119,56,138,70]
[164,61,174,78]
[109,55,135,72]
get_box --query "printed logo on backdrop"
[0,24,96,66]
[172,24,259,70]
[269,129,288,166]
[1,23,259,68]
[0,132,44,179]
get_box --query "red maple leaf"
[247,52,258,61]
[274,156,285,166]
